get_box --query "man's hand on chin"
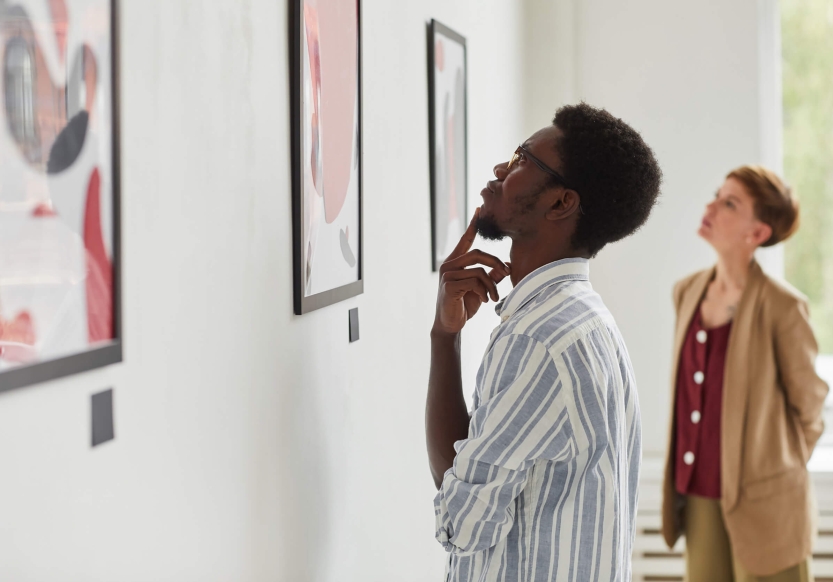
[433,207,510,336]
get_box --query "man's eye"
[518,153,526,162]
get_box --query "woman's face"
[698,177,772,253]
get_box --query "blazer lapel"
[664,269,713,492]
[671,269,714,387]
[721,261,766,513]
[663,267,716,544]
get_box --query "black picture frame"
[0,0,122,393]
[427,20,468,272]
[290,0,364,315]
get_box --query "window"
[781,0,833,471]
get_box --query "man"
[427,103,662,581]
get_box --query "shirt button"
[501,314,509,323]
[684,451,695,465]
[694,371,704,384]
[691,410,701,424]
[696,330,707,344]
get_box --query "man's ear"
[545,189,582,221]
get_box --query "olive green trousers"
[684,494,812,582]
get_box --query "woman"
[661,165,829,582]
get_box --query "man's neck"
[508,237,589,287]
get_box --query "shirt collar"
[495,258,590,321]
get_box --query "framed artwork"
[290,0,363,315]
[0,0,121,392]
[428,20,467,271]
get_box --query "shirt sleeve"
[434,333,573,555]
[774,298,830,458]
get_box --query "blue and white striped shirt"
[434,258,641,582]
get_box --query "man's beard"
[476,183,548,241]
[475,212,506,241]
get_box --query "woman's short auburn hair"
[726,165,800,247]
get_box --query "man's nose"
[493,162,509,180]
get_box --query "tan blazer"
[661,261,829,576]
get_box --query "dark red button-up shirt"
[674,307,732,499]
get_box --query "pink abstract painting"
[430,23,466,269]
[299,0,361,300]
[0,0,116,375]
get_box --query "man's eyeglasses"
[508,145,572,187]
[507,144,584,213]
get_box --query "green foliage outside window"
[782,0,833,354]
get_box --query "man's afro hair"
[553,103,662,257]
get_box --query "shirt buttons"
[693,371,705,384]
[684,451,695,465]
[691,410,701,424]
[501,314,509,323]
[696,330,707,344]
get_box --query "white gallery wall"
[0,0,777,581]
[0,1,522,580]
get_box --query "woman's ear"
[752,221,773,247]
